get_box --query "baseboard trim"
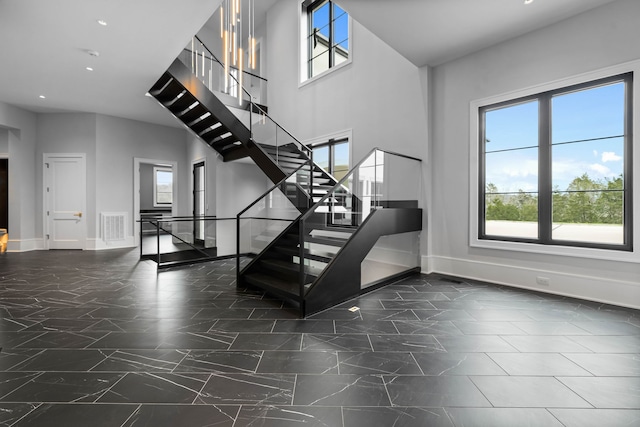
[87,237,136,251]
[422,255,640,310]
[6,238,45,252]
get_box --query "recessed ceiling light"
[524,0,534,4]
[86,66,94,71]
[97,19,108,26]
[39,95,46,99]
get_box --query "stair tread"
[243,272,306,298]
[260,259,324,277]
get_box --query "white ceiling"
[339,0,621,67]
[0,0,623,127]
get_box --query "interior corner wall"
[430,0,640,308]
[0,102,37,251]
[95,115,189,249]
[215,160,270,256]
[265,0,428,163]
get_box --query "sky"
[485,81,625,193]
[312,2,349,50]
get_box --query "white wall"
[429,0,640,308]
[96,115,189,248]
[265,0,429,163]
[36,113,98,243]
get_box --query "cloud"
[593,150,598,158]
[589,163,612,176]
[601,151,622,162]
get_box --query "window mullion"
[538,94,552,243]
[328,1,334,68]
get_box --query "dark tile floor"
[0,249,639,426]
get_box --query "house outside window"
[154,167,173,207]
[302,0,350,81]
[478,73,633,251]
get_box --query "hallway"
[0,249,638,426]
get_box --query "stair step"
[179,103,210,124]
[305,235,349,247]
[191,116,220,134]
[167,93,199,113]
[274,245,335,263]
[200,123,229,141]
[149,74,174,96]
[260,259,323,278]
[243,273,306,300]
[152,82,183,103]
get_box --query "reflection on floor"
[0,248,638,426]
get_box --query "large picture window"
[304,0,349,80]
[479,73,633,251]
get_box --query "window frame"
[299,0,352,86]
[470,61,639,263]
[153,166,173,208]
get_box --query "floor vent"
[102,212,126,242]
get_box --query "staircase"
[149,38,423,316]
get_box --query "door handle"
[73,212,83,218]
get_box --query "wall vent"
[102,212,126,242]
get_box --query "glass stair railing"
[238,148,423,315]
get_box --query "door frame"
[43,153,87,250]
[192,159,206,245]
[133,157,178,247]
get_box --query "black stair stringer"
[152,59,286,184]
[304,208,423,316]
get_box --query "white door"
[45,154,87,249]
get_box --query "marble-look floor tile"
[176,350,262,374]
[12,349,112,372]
[436,335,517,353]
[121,404,239,427]
[230,333,302,351]
[294,374,390,406]
[392,320,462,335]
[301,334,372,352]
[0,372,42,400]
[384,375,491,407]
[10,403,137,427]
[557,377,640,408]
[487,353,593,376]
[98,372,209,404]
[1,372,124,403]
[234,406,342,427]
[567,335,640,353]
[334,320,397,335]
[445,408,564,427]
[90,349,187,372]
[412,352,507,376]
[197,373,295,405]
[337,352,423,375]
[0,402,38,426]
[256,351,338,374]
[273,319,335,334]
[548,409,640,427]
[499,335,591,353]
[563,353,640,376]
[470,376,592,408]
[343,407,454,427]
[368,334,444,352]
